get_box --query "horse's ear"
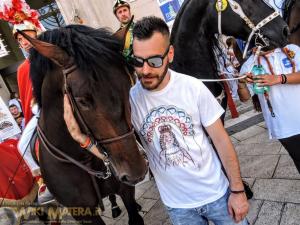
[17,29,71,67]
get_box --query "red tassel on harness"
[220,74,239,118]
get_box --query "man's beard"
[138,63,169,91]
[121,16,131,26]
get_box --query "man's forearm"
[206,119,249,221]
[214,136,244,191]
[285,71,300,84]
[206,119,244,190]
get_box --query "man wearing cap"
[113,0,135,59]
[13,21,54,204]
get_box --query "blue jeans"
[165,189,249,225]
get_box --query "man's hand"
[228,192,249,223]
[246,73,254,83]
[254,74,281,86]
[246,73,281,86]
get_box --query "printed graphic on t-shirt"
[158,124,194,170]
[140,105,201,170]
[282,58,292,68]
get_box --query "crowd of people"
[1,0,299,224]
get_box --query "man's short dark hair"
[133,16,170,40]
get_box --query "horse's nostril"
[120,175,129,183]
[283,26,290,37]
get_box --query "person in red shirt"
[13,21,54,204]
[13,21,40,125]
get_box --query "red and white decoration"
[0,0,41,28]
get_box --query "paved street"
[100,101,300,225]
[20,101,300,225]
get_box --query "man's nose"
[20,40,28,47]
[141,61,152,74]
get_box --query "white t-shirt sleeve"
[197,81,225,127]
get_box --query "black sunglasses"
[132,47,170,68]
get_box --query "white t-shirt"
[130,70,228,208]
[240,44,300,139]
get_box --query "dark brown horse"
[283,0,300,45]
[21,25,148,225]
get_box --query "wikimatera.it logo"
[0,206,103,222]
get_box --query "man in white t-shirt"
[130,16,248,225]
[62,16,249,225]
[242,44,300,173]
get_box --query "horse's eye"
[74,97,93,110]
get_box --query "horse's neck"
[39,108,99,165]
[171,0,218,79]
[38,73,85,159]
[172,33,217,77]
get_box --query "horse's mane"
[30,25,125,106]
[170,0,190,38]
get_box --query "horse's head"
[207,0,289,49]
[170,0,289,85]
[19,26,148,185]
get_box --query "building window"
[38,1,65,29]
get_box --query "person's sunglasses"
[132,47,170,68]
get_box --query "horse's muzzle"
[119,160,149,186]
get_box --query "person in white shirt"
[242,44,300,173]
[63,16,249,225]
[218,36,243,101]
